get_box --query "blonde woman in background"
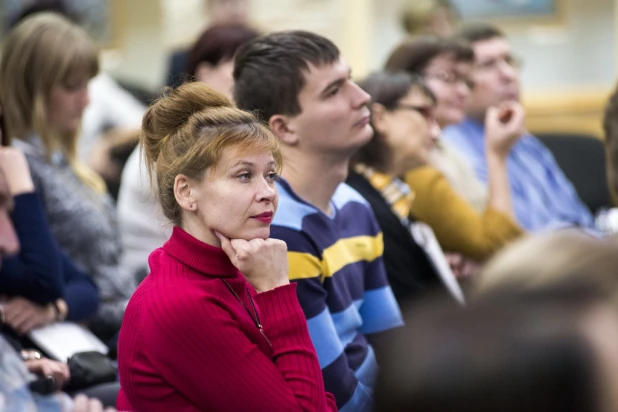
[0,13,135,340]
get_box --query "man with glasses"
[443,23,593,231]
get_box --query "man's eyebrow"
[320,68,352,97]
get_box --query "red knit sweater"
[116,227,337,411]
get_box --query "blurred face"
[374,87,440,171]
[47,71,90,135]
[0,169,19,270]
[196,59,235,102]
[287,58,372,157]
[207,0,249,24]
[466,37,520,120]
[581,305,618,412]
[188,147,278,243]
[423,53,474,128]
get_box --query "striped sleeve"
[270,225,374,411]
[359,257,404,335]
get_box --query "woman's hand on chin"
[216,231,290,293]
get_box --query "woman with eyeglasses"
[384,36,524,262]
[347,72,524,304]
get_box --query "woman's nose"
[256,179,277,202]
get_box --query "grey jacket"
[13,137,136,333]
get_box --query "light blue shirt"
[0,336,73,411]
[442,118,594,231]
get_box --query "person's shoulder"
[134,253,226,315]
[442,119,479,142]
[332,182,370,209]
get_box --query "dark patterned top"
[13,137,135,333]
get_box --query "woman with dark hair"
[347,72,464,305]
[186,22,260,100]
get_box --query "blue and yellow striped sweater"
[271,179,404,412]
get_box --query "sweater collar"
[163,226,239,277]
[354,163,415,224]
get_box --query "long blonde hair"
[0,12,103,191]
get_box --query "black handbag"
[65,351,117,391]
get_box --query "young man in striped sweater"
[234,31,404,411]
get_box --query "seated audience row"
[0,4,611,411]
[385,37,524,261]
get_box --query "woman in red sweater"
[116,82,337,411]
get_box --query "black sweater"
[347,172,445,306]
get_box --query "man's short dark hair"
[385,35,474,74]
[233,30,340,122]
[455,23,505,44]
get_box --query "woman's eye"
[266,172,280,182]
[237,173,251,181]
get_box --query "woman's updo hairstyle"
[141,81,281,225]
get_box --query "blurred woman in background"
[0,13,135,340]
[347,72,465,305]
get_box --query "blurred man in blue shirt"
[443,23,593,231]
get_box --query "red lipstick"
[252,212,273,223]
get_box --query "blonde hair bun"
[140,81,281,225]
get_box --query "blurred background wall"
[104,0,617,136]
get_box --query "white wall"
[505,0,616,92]
[108,0,616,94]
[371,0,616,94]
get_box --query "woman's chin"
[235,227,272,241]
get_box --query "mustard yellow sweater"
[405,165,524,262]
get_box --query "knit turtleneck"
[162,226,239,277]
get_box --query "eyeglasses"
[424,71,475,90]
[395,104,435,123]
[475,54,523,73]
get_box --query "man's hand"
[485,101,526,158]
[3,297,56,334]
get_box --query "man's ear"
[370,103,389,136]
[174,174,195,212]
[269,115,299,146]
